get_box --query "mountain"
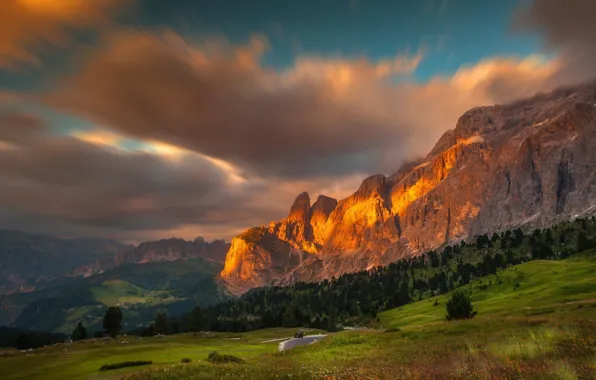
[0,259,226,333]
[220,194,337,295]
[0,233,231,332]
[74,237,229,275]
[0,230,131,295]
[220,80,596,295]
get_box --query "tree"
[326,307,338,332]
[154,311,168,335]
[71,322,87,341]
[261,309,276,328]
[188,305,204,332]
[15,333,30,350]
[102,307,123,338]
[281,308,296,327]
[445,290,477,320]
[577,230,590,253]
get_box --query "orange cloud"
[0,0,130,68]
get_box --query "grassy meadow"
[2,254,595,379]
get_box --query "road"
[278,334,327,351]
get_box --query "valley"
[0,236,229,333]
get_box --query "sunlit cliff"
[220,81,596,295]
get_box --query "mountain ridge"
[0,230,230,295]
[220,80,596,295]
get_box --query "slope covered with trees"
[200,217,596,332]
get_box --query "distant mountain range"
[0,230,131,295]
[220,80,596,295]
[0,230,230,333]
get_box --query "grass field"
[2,254,595,379]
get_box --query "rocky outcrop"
[220,80,596,294]
[220,193,338,295]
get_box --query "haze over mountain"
[0,231,229,295]
[0,231,230,332]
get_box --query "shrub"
[207,351,245,364]
[99,361,152,371]
[445,289,477,320]
[181,358,192,363]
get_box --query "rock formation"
[220,80,596,295]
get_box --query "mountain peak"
[287,191,311,222]
[356,174,389,199]
[220,80,596,295]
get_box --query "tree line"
[6,216,596,346]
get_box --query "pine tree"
[446,290,477,320]
[262,309,276,328]
[154,311,168,335]
[188,305,204,332]
[71,322,87,341]
[281,308,296,328]
[326,308,338,332]
[102,307,123,338]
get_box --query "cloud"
[0,0,130,68]
[10,0,596,241]
[45,31,426,179]
[513,0,596,86]
[45,30,560,181]
[0,113,293,242]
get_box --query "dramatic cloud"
[47,30,564,181]
[4,0,596,241]
[0,0,130,68]
[0,113,295,241]
[514,0,596,86]
[47,31,426,179]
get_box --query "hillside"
[0,230,131,295]
[3,254,595,380]
[220,81,596,295]
[206,215,596,332]
[0,259,227,333]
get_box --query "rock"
[220,79,596,294]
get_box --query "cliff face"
[220,194,337,295]
[220,81,596,295]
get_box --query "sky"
[0,0,595,243]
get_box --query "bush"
[207,351,245,364]
[99,361,152,371]
[181,358,192,363]
[446,289,477,320]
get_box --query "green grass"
[90,280,151,305]
[378,255,596,331]
[3,255,596,380]
[0,328,317,380]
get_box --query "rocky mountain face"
[74,237,230,275]
[0,230,130,295]
[220,194,337,295]
[220,80,596,295]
